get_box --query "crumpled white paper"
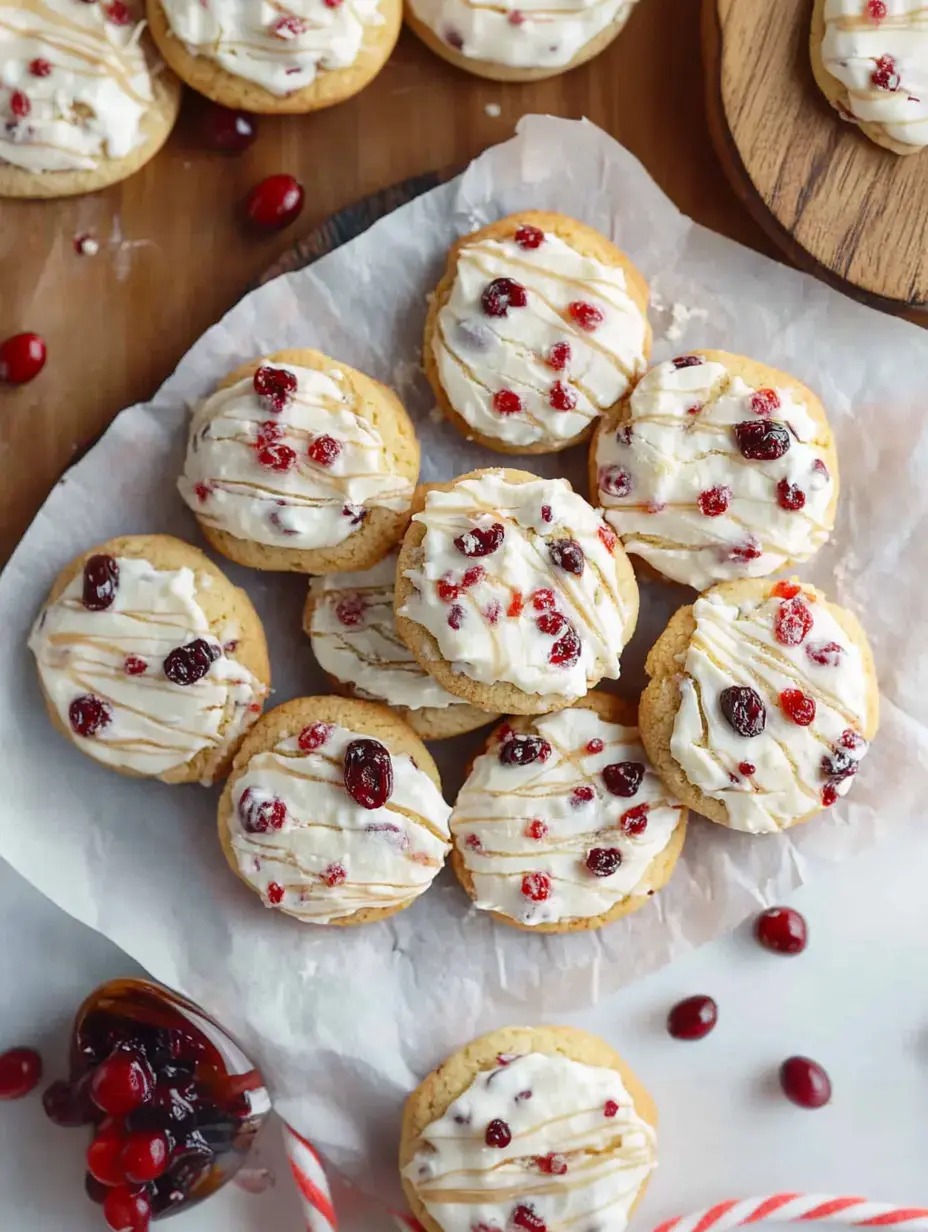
[0,116,924,1208]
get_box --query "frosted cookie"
[303,551,498,740]
[405,0,640,82]
[178,349,419,575]
[218,696,452,924]
[0,0,181,199]
[424,212,650,456]
[394,469,640,716]
[400,1024,657,1232]
[811,0,928,156]
[590,350,839,591]
[28,535,270,785]
[449,692,687,932]
[147,0,400,113]
[638,578,879,835]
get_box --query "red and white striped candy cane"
[284,1124,339,1232]
[653,1195,928,1232]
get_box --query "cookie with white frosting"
[811,0,928,155]
[394,468,640,715]
[405,0,640,81]
[425,211,650,456]
[639,578,879,835]
[147,0,400,113]
[400,1024,658,1232]
[28,534,270,785]
[0,0,181,199]
[590,350,839,592]
[218,696,452,924]
[303,551,498,740]
[449,692,687,932]
[178,348,419,575]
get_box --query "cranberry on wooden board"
[755,906,808,955]
[243,174,305,232]
[667,995,718,1040]
[343,738,393,809]
[0,331,46,384]
[779,1056,832,1108]
[199,102,257,153]
[0,1047,42,1099]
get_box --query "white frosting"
[409,0,636,68]
[159,0,383,96]
[28,556,265,783]
[399,472,637,701]
[0,0,159,173]
[228,723,451,922]
[403,1050,656,1232]
[177,362,414,552]
[450,706,685,926]
[596,356,836,591]
[671,587,873,834]
[434,229,648,450]
[308,554,466,711]
[822,0,928,150]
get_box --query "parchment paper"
[0,116,924,1206]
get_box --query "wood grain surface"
[704,0,928,314]
[0,0,776,566]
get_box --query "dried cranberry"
[550,626,581,667]
[867,0,886,17]
[448,604,465,629]
[750,388,780,416]
[253,365,297,410]
[822,782,838,807]
[779,1056,831,1108]
[520,872,552,902]
[267,882,285,905]
[774,597,813,646]
[500,735,551,766]
[719,686,766,737]
[734,420,791,461]
[256,442,296,471]
[738,761,755,776]
[0,1048,42,1100]
[199,102,257,153]
[162,638,219,686]
[540,504,553,523]
[532,589,555,610]
[526,819,548,840]
[307,435,341,467]
[512,1205,547,1232]
[454,523,505,557]
[599,466,632,498]
[124,656,147,676]
[69,695,111,737]
[603,1100,619,1118]
[121,1129,169,1183]
[298,723,332,752]
[335,594,366,626]
[103,1185,151,1232]
[464,834,482,851]
[481,277,527,317]
[547,341,571,371]
[668,995,718,1040]
[238,789,286,834]
[437,577,460,602]
[271,13,308,35]
[194,482,212,502]
[620,804,650,835]
[568,301,603,331]
[493,389,523,415]
[0,332,46,384]
[806,641,843,667]
[548,539,584,575]
[29,57,52,76]
[586,738,604,754]
[601,761,644,797]
[104,0,130,22]
[343,738,393,809]
[244,174,304,232]
[256,420,283,448]
[840,728,866,751]
[514,225,544,249]
[586,848,621,877]
[9,89,30,117]
[780,688,815,726]
[821,748,857,780]
[776,479,806,512]
[698,486,731,517]
[484,1118,511,1147]
[323,863,345,887]
[728,538,763,563]
[571,786,595,806]
[461,565,485,588]
[535,1152,568,1175]
[672,355,702,369]
[772,581,801,599]
[536,611,566,636]
[91,1051,153,1116]
[549,381,577,411]
[82,554,119,611]
[755,907,807,955]
[871,53,899,90]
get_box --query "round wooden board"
[703,0,928,315]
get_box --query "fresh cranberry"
[571,786,595,806]
[755,907,807,955]
[120,1129,168,1183]
[548,539,584,575]
[87,1125,126,1186]
[448,604,465,629]
[162,638,219,686]
[806,641,843,667]
[598,466,632,498]
[547,341,571,370]
[334,594,366,626]
[568,301,603,331]
[867,0,887,16]
[86,1173,109,1205]
[598,525,617,553]
[603,1099,619,1118]
[69,695,111,737]
[667,995,718,1040]
[484,1118,511,1148]
[602,761,644,797]
[548,380,577,412]
[821,748,858,780]
[772,581,801,599]
[521,872,552,902]
[822,783,838,807]
[780,688,815,726]
[103,0,130,23]
[0,1048,42,1099]
[774,597,813,646]
[253,364,297,409]
[526,819,548,840]
[728,538,763,563]
[42,1079,93,1127]
[536,611,566,636]
[493,389,523,415]
[307,435,341,467]
[734,420,791,460]
[535,1152,568,1175]
[323,863,346,887]
[344,738,393,809]
[82,554,119,611]
[514,224,544,249]
[620,804,650,835]
[256,442,297,471]
[103,1184,151,1231]
[871,53,899,90]
[238,788,286,834]
[540,504,553,523]
[454,523,505,557]
[720,686,766,737]
[298,722,332,752]
[776,479,806,512]
[738,761,755,776]
[244,174,305,232]
[507,591,524,618]
[532,588,555,611]
[698,486,731,517]
[267,882,285,905]
[586,738,604,754]
[586,847,622,877]
[29,57,52,76]
[0,332,47,384]
[779,1056,831,1108]
[91,1052,153,1116]
[550,627,581,667]
[672,355,703,369]
[199,102,257,152]
[481,277,527,317]
[123,656,147,676]
[499,734,551,766]
[512,1205,547,1232]
[750,388,780,416]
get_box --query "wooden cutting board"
[703,0,928,314]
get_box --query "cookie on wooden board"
[28,534,270,785]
